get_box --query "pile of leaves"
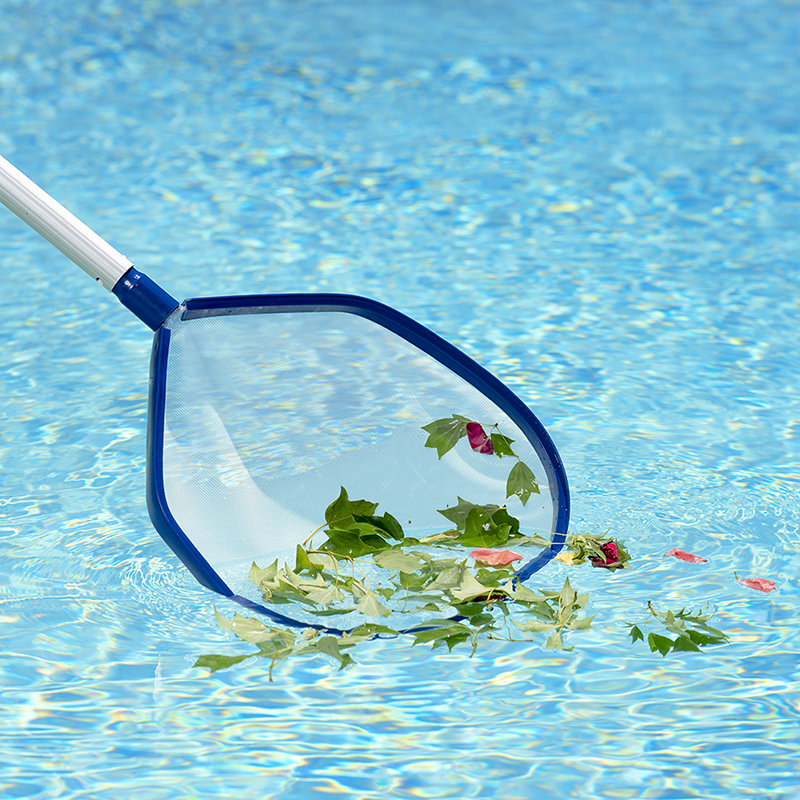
[195,483,595,675]
[194,416,774,678]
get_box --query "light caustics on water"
[0,0,799,798]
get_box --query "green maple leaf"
[422,416,470,458]
[194,653,254,672]
[490,433,517,458]
[294,545,324,576]
[437,498,500,531]
[457,506,511,548]
[324,486,379,528]
[356,591,392,617]
[373,548,426,573]
[450,570,504,603]
[628,625,645,643]
[354,512,405,541]
[302,635,355,670]
[648,632,673,657]
[506,461,540,506]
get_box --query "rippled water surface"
[1,0,799,797]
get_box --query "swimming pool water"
[1,0,799,797]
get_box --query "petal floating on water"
[735,573,777,593]
[665,548,708,563]
[466,422,494,454]
[470,548,522,566]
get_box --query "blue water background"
[1,0,799,797]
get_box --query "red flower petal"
[470,548,522,566]
[466,422,494,454]
[735,573,777,593]
[665,548,708,563]
[591,541,620,570]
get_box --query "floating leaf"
[255,629,297,660]
[450,570,504,603]
[475,567,514,586]
[214,609,269,640]
[458,506,511,548]
[348,623,397,638]
[249,559,279,587]
[307,551,338,571]
[422,416,469,459]
[735,573,777,593]
[546,630,572,650]
[506,461,540,506]
[665,548,708,563]
[397,570,429,590]
[438,498,500,531]
[515,619,557,633]
[278,565,328,592]
[672,636,702,652]
[488,507,521,538]
[304,583,345,606]
[501,579,543,604]
[305,635,354,670]
[440,632,472,652]
[356,591,392,617]
[410,621,472,646]
[490,433,517,458]
[559,577,576,609]
[426,566,463,591]
[373,547,426,573]
[295,545,324,576]
[194,653,253,672]
[319,528,391,558]
[627,603,729,657]
[417,529,461,544]
[307,606,356,616]
[571,614,595,631]
[354,512,405,541]
[466,422,494,454]
[574,593,590,609]
[648,632,673,657]
[687,629,726,647]
[628,625,644,643]
[324,486,378,529]
[554,551,580,566]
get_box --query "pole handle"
[0,154,132,291]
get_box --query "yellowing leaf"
[427,566,462,591]
[515,619,556,633]
[356,592,392,617]
[194,653,253,672]
[451,570,502,602]
[304,584,345,606]
[500,579,541,604]
[559,578,576,609]
[373,548,426,573]
[554,551,580,565]
[249,559,279,587]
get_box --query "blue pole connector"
[112,268,179,331]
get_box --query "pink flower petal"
[665,548,708,564]
[466,422,494,454]
[470,548,522,567]
[735,573,777,593]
